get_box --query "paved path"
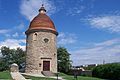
[22,73,66,80]
[21,73,45,77]
[10,72,27,80]
[50,76,66,80]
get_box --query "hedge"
[92,63,120,80]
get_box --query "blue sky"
[0,0,120,66]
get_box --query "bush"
[92,63,120,80]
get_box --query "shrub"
[92,63,120,80]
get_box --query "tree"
[57,47,72,73]
[0,46,26,71]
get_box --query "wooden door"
[43,61,50,71]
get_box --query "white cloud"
[57,32,77,46]
[20,0,56,21]
[0,39,26,50]
[67,6,85,16]
[0,29,11,38]
[15,23,25,30]
[70,38,120,66]
[12,32,19,37]
[0,23,25,38]
[66,0,95,16]
[87,15,120,33]
[0,29,10,34]
[94,38,120,46]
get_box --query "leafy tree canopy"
[0,46,26,71]
[57,47,72,73]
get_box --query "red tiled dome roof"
[26,5,57,35]
[29,13,56,32]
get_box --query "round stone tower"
[25,5,58,74]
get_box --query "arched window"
[33,32,37,41]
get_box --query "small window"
[44,38,49,43]
[33,33,37,41]
[39,63,41,67]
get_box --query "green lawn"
[23,75,54,80]
[59,72,104,80]
[0,71,104,80]
[0,71,12,79]
[62,76,104,80]
[24,72,104,80]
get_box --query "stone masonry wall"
[25,31,57,73]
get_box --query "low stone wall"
[81,70,92,76]
[70,69,92,76]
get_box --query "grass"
[0,71,104,80]
[58,72,104,80]
[23,75,55,80]
[0,71,12,79]
[24,72,105,80]
[63,76,104,80]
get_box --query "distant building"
[25,5,58,74]
[72,64,98,69]
[87,64,98,67]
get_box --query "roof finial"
[42,4,44,7]
[39,4,46,13]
